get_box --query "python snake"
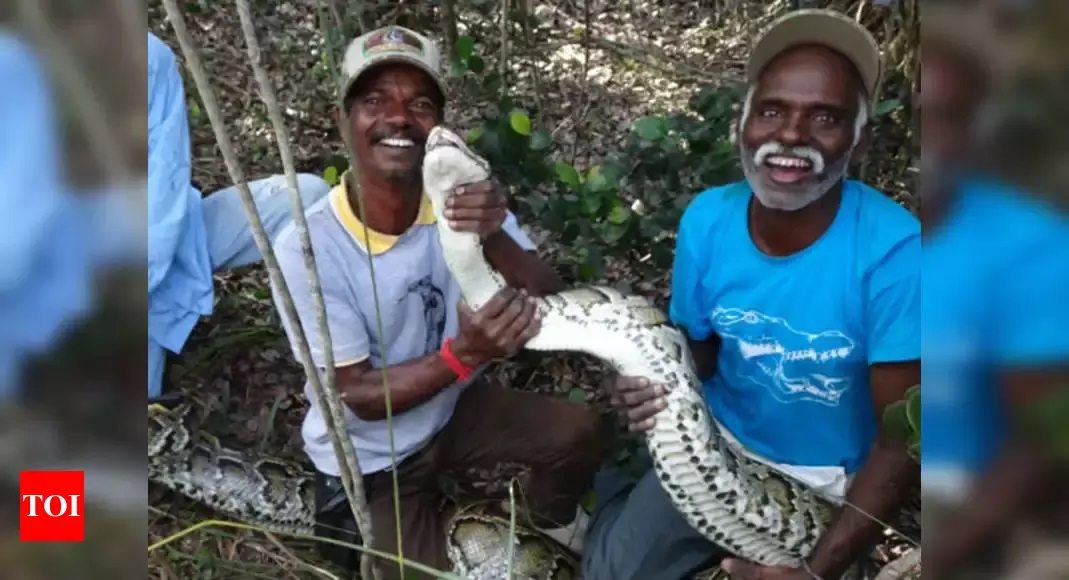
[148,396,578,578]
[422,125,839,569]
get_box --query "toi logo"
[19,470,84,542]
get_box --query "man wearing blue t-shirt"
[920,13,1069,576]
[582,10,920,580]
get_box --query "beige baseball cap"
[747,9,882,100]
[340,25,447,103]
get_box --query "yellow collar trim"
[330,171,436,255]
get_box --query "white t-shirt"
[271,177,535,476]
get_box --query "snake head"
[422,125,492,215]
[425,124,468,152]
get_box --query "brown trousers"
[313,378,606,580]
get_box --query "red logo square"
[19,471,84,542]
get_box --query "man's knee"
[551,402,607,463]
[582,470,724,580]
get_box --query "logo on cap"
[364,27,424,57]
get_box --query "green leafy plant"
[882,384,920,461]
[449,34,749,283]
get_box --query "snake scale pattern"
[148,397,578,578]
[422,125,838,569]
[147,124,845,579]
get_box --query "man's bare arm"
[482,230,566,296]
[805,360,921,578]
[338,287,540,421]
[337,357,458,421]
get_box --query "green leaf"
[580,489,598,514]
[578,262,598,281]
[905,385,921,432]
[466,126,484,144]
[907,431,920,461]
[585,165,614,193]
[606,201,631,224]
[874,98,903,117]
[567,387,587,404]
[633,116,667,141]
[530,129,552,151]
[455,35,475,61]
[554,162,581,189]
[601,222,629,244]
[322,166,339,185]
[448,59,468,78]
[509,110,532,136]
[468,54,485,74]
[581,194,603,216]
[882,399,912,442]
[577,246,604,281]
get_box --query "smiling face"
[345,63,444,182]
[740,44,866,211]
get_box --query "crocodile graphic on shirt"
[711,306,857,406]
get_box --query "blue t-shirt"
[669,180,921,473]
[922,177,1069,476]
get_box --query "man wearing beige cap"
[268,25,604,580]
[585,10,919,579]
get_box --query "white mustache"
[753,142,825,175]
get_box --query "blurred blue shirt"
[0,31,92,398]
[923,177,1069,477]
[147,32,213,359]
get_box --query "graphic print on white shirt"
[711,306,856,406]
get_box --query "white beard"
[741,140,854,211]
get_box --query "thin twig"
[441,0,458,57]
[233,2,379,579]
[570,0,592,165]
[326,0,348,40]
[348,0,372,34]
[499,0,509,99]
[518,0,547,125]
[159,2,384,578]
[316,8,409,580]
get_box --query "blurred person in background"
[147,31,332,402]
[921,5,1069,577]
[0,30,95,402]
[583,10,921,580]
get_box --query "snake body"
[422,125,837,568]
[148,389,577,578]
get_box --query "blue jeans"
[147,173,331,398]
[581,464,726,580]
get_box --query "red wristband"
[440,337,474,381]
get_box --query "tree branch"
[160,2,380,578]
[233,1,379,578]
